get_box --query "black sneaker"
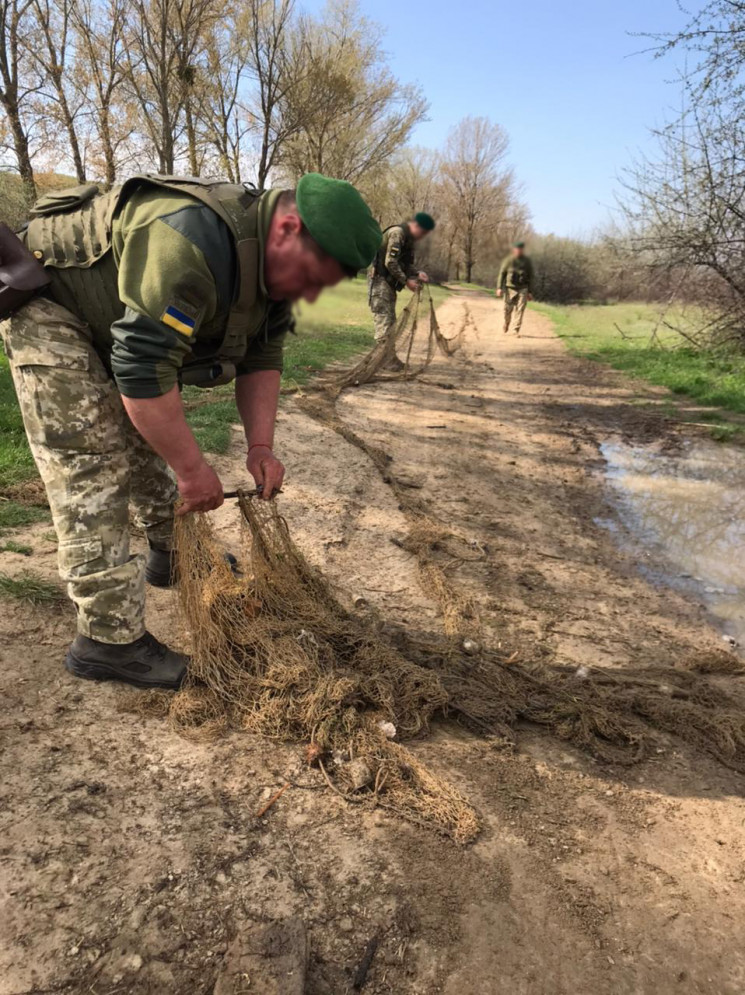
[65,632,188,690]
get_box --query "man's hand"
[496,288,503,298]
[176,459,224,515]
[418,271,430,283]
[406,278,419,292]
[247,445,285,500]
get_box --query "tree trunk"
[7,106,36,205]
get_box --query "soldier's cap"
[414,212,436,231]
[296,173,382,272]
[513,240,526,249]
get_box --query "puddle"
[600,437,745,647]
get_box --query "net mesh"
[133,494,745,844]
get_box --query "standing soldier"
[0,172,381,690]
[497,240,535,336]
[369,212,435,365]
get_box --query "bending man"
[1,173,381,690]
[369,212,435,367]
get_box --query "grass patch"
[0,570,64,605]
[0,348,37,487]
[535,302,745,418]
[0,500,50,532]
[0,540,33,555]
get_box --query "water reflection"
[600,438,745,644]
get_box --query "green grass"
[535,302,745,421]
[0,350,37,487]
[0,570,64,605]
[0,500,50,533]
[0,540,33,555]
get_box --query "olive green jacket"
[26,179,291,398]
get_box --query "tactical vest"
[373,223,414,291]
[25,174,269,387]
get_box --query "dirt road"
[2,290,745,994]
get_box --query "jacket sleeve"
[497,256,509,290]
[110,194,222,398]
[235,300,293,376]
[384,227,413,285]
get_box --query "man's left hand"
[246,445,285,500]
[418,271,430,283]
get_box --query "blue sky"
[306,0,691,236]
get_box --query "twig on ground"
[255,782,290,818]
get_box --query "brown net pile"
[137,494,745,844]
[330,284,463,391]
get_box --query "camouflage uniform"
[369,224,418,341]
[498,253,535,335]
[1,178,292,644]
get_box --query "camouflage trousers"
[503,289,529,334]
[0,297,177,644]
[369,276,398,341]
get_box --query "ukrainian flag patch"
[161,302,198,336]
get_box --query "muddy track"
[2,291,744,994]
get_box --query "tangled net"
[329,283,463,392]
[136,493,745,844]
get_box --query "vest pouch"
[180,361,236,388]
[0,223,50,320]
[29,183,100,217]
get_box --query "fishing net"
[328,283,463,392]
[134,493,745,844]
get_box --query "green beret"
[513,240,526,249]
[296,173,381,271]
[415,212,435,231]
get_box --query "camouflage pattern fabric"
[503,289,529,335]
[0,297,177,644]
[369,275,397,341]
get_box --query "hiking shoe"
[65,632,188,690]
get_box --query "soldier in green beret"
[0,172,381,690]
[369,211,435,366]
[497,240,535,336]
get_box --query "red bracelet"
[248,443,273,453]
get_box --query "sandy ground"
[2,290,745,994]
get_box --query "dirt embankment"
[2,291,744,995]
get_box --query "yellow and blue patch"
[161,303,198,336]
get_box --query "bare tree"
[246,0,301,188]
[70,0,131,185]
[122,0,219,173]
[0,0,38,203]
[26,0,86,181]
[440,117,513,283]
[279,0,427,183]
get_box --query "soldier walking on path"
[369,212,435,367]
[497,241,535,335]
[0,172,381,690]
